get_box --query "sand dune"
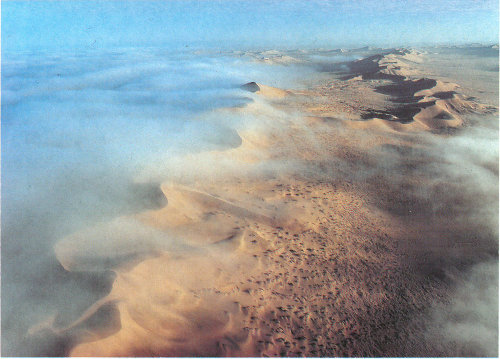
[343,49,424,81]
[68,176,413,357]
[241,81,292,99]
[334,49,498,131]
[44,48,499,357]
[242,50,304,65]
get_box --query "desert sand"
[36,47,498,357]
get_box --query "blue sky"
[2,0,499,51]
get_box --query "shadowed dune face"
[2,47,499,357]
[241,81,261,92]
[375,78,437,97]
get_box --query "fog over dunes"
[1,48,353,356]
[1,43,498,357]
[2,2,500,358]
